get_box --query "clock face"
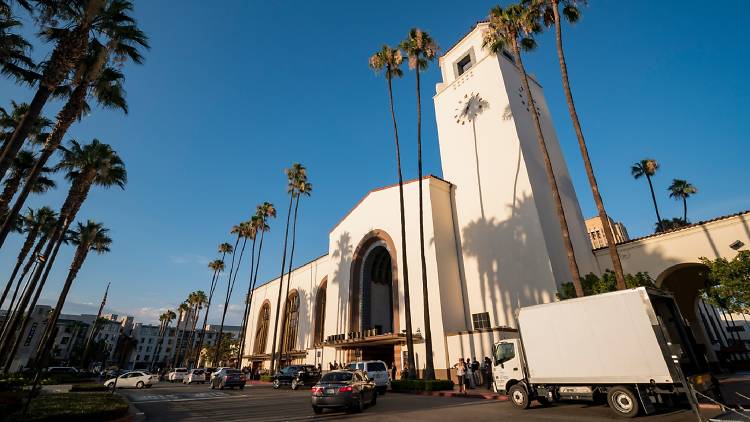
[454,92,487,125]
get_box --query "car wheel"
[272,379,280,389]
[106,382,114,388]
[291,379,299,390]
[313,406,323,414]
[509,384,530,410]
[136,381,144,389]
[607,386,640,418]
[349,397,364,413]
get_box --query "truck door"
[493,340,522,393]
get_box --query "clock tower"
[433,22,597,327]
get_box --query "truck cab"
[492,339,524,394]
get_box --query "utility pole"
[81,282,109,369]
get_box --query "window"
[456,53,472,76]
[136,354,140,361]
[494,342,515,364]
[727,326,746,332]
[472,312,491,330]
[280,292,300,353]
[314,280,327,345]
[254,303,271,354]
[24,323,38,347]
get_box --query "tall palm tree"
[0,1,148,247]
[151,309,175,371]
[0,0,108,180]
[0,151,56,218]
[0,206,55,310]
[270,164,305,373]
[275,178,312,371]
[237,204,275,366]
[668,179,697,223]
[401,28,438,380]
[631,159,663,232]
[31,220,112,371]
[214,221,253,366]
[171,301,189,367]
[0,101,52,147]
[0,5,34,83]
[368,44,418,379]
[483,3,584,297]
[183,290,207,367]
[194,253,228,366]
[0,139,126,370]
[531,0,626,289]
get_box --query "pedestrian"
[317,363,322,372]
[483,357,493,389]
[472,358,481,387]
[401,361,409,380]
[391,361,397,380]
[453,357,466,394]
[466,358,475,388]
[328,362,333,371]
[333,360,339,370]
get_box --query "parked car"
[210,367,229,381]
[45,367,79,375]
[347,360,390,394]
[210,368,246,390]
[311,370,377,414]
[183,368,207,384]
[272,365,321,390]
[167,367,188,382]
[104,371,157,389]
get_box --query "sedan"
[311,370,377,414]
[104,371,157,389]
[210,368,246,390]
[183,368,207,384]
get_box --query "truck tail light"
[339,386,353,393]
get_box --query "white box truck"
[492,287,717,418]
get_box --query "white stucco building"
[239,22,750,378]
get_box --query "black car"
[272,365,321,390]
[311,370,377,414]
[210,368,246,390]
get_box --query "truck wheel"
[607,386,640,418]
[509,384,530,409]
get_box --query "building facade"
[585,216,629,249]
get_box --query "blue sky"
[1,1,748,324]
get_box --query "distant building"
[585,216,629,249]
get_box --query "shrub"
[41,374,92,385]
[260,375,274,382]
[0,377,28,392]
[70,384,109,392]
[5,392,128,422]
[391,379,454,392]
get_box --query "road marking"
[132,393,250,403]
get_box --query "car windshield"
[367,362,386,372]
[321,372,353,382]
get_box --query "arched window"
[280,291,300,353]
[253,302,270,354]
[314,280,327,345]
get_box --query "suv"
[347,361,390,393]
[272,365,321,390]
[167,367,188,382]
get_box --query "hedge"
[260,375,274,382]
[5,392,129,422]
[70,384,109,392]
[390,379,454,392]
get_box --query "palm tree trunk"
[551,1,626,290]
[276,194,301,372]
[215,235,247,366]
[414,67,435,380]
[386,74,416,379]
[239,229,266,365]
[683,197,688,222]
[511,39,583,296]
[171,311,184,368]
[0,226,38,310]
[0,173,22,217]
[194,251,228,366]
[1,246,43,337]
[270,194,294,374]
[236,235,258,367]
[646,175,663,231]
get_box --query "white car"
[104,371,157,389]
[210,367,230,381]
[168,367,188,382]
[183,368,207,384]
[348,360,390,394]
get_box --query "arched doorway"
[313,279,327,345]
[253,301,271,354]
[349,230,400,363]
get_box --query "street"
[119,382,717,421]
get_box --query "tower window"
[456,54,473,76]
[472,312,491,330]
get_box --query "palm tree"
[655,217,689,233]
[401,28,438,380]
[194,252,229,366]
[275,178,312,371]
[0,206,55,310]
[270,164,306,373]
[0,139,126,370]
[483,3,584,297]
[631,159,663,231]
[0,6,34,83]
[151,309,175,371]
[531,0,626,289]
[183,290,207,368]
[0,101,52,147]
[171,301,189,367]
[31,220,112,371]
[368,44,418,379]
[237,204,275,366]
[0,151,56,218]
[0,1,148,247]
[668,179,697,223]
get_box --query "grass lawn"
[4,392,129,422]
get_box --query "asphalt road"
[119,382,719,421]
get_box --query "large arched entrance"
[349,230,400,364]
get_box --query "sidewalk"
[391,383,507,401]
[716,372,750,407]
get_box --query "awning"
[325,332,423,349]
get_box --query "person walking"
[483,357,493,389]
[472,358,481,387]
[466,358,475,388]
[453,357,467,394]
[391,361,397,381]
[401,361,409,380]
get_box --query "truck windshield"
[495,342,515,364]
